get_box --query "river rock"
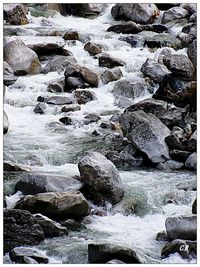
[185,152,197,170]
[111,4,159,24]
[3,61,18,86]
[4,39,41,75]
[66,77,85,91]
[170,149,191,162]
[120,110,170,163]
[100,67,122,84]
[59,116,73,125]
[9,247,49,264]
[84,42,103,55]
[3,111,9,134]
[144,34,182,50]
[192,199,197,214]
[84,114,101,124]
[15,191,90,220]
[142,24,169,33]
[157,160,184,171]
[165,132,186,150]
[107,259,126,264]
[161,239,191,259]
[3,4,29,25]
[47,82,64,93]
[73,89,97,104]
[61,104,81,113]
[33,214,68,237]
[78,151,124,204]
[187,130,196,152]
[4,209,45,253]
[46,96,73,105]
[180,3,197,14]
[187,39,197,68]
[44,55,76,74]
[162,7,189,24]
[15,172,83,195]
[33,103,46,115]
[119,35,144,48]
[4,161,30,172]
[141,58,171,83]
[165,215,197,241]
[88,243,141,263]
[156,231,169,242]
[189,13,197,22]
[79,66,99,87]
[107,21,142,34]
[63,31,79,40]
[99,54,124,68]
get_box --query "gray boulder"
[46,96,73,105]
[3,61,18,86]
[4,161,30,172]
[78,151,124,204]
[180,3,197,14]
[185,152,197,170]
[3,4,29,25]
[187,39,197,68]
[3,111,9,134]
[33,103,46,114]
[100,67,122,85]
[144,34,182,50]
[44,55,76,74]
[120,110,170,163]
[162,7,189,24]
[157,160,184,171]
[73,89,97,104]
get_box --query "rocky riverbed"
[3,3,197,264]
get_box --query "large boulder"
[4,39,41,75]
[120,110,170,163]
[111,4,159,24]
[14,191,90,220]
[3,61,18,86]
[162,7,189,24]
[100,67,123,85]
[4,209,45,253]
[185,152,197,170]
[3,4,29,25]
[78,151,124,204]
[88,244,141,263]
[165,215,197,241]
[3,111,9,134]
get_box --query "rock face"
[162,7,189,24]
[88,244,141,263]
[3,111,9,134]
[111,4,159,24]
[4,209,45,253]
[3,4,29,25]
[165,215,197,241]
[78,151,124,204]
[3,61,18,86]
[15,191,90,220]
[185,152,197,170]
[120,110,170,163]
[4,39,41,75]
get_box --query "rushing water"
[4,5,196,264]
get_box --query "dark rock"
[3,111,9,134]
[100,67,122,84]
[92,130,100,136]
[159,107,188,129]
[84,114,101,124]
[192,199,197,214]
[78,151,124,204]
[47,96,73,105]
[4,209,45,253]
[63,31,79,40]
[107,259,126,264]
[187,130,196,151]
[156,231,169,242]
[84,42,103,55]
[23,256,38,264]
[73,89,97,104]
[165,215,197,241]
[47,82,64,93]
[99,55,124,68]
[33,103,46,114]
[156,4,179,10]
[189,13,197,22]
[157,160,184,171]
[170,149,191,162]
[79,66,99,87]
[4,161,30,172]
[107,21,142,34]
[61,104,81,113]
[142,24,169,33]
[178,32,195,48]
[15,191,91,220]
[120,110,170,163]
[187,39,197,68]
[3,61,18,86]
[59,116,73,125]
[144,34,182,50]
[161,239,190,259]
[100,121,111,129]
[9,247,49,264]
[111,4,159,24]
[119,35,144,48]
[4,4,29,25]
[66,76,85,91]
[162,7,189,24]
[44,55,76,74]
[165,133,186,150]
[88,243,141,263]
[185,152,197,170]
[37,96,45,102]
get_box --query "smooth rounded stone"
[23,256,38,264]
[63,31,79,40]
[59,116,73,125]
[180,3,197,14]
[188,39,196,68]
[66,76,85,91]
[163,54,195,81]
[4,209,45,253]
[107,259,126,264]
[100,67,122,84]
[161,239,191,259]
[157,160,184,171]
[15,172,83,195]
[162,7,189,24]
[144,34,182,50]
[84,114,101,124]
[15,191,91,220]
[3,4,29,25]
[192,199,197,214]
[3,111,9,134]
[4,39,41,75]
[4,161,30,172]
[78,151,124,204]
[79,66,99,87]
[141,58,171,83]
[88,243,141,263]
[170,149,191,163]
[111,3,159,24]
[33,213,68,237]
[107,21,142,34]
[46,96,73,105]
[165,215,197,241]
[61,104,81,113]
[99,54,124,68]
[187,130,196,151]
[84,42,103,55]
[156,231,169,242]
[33,103,46,115]
[119,35,144,48]
[3,61,18,86]
[44,55,76,74]
[47,82,64,93]
[9,247,49,264]
[185,152,197,170]
[120,110,170,163]
[73,89,97,104]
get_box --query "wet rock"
[100,121,111,129]
[100,67,122,84]
[44,55,76,74]
[33,103,46,114]
[3,61,18,86]
[187,39,197,68]
[59,116,73,125]
[170,149,191,162]
[185,152,197,170]
[192,199,197,214]
[66,77,85,91]
[157,160,184,171]
[61,104,81,113]
[63,31,79,40]
[84,42,103,55]
[107,21,142,34]
[4,161,30,172]
[37,96,46,102]
[23,256,38,264]
[180,3,197,14]
[165,215,197,241]
[47,82,64,93]
[33,213,68,237]
[73,89,97,104]
[119,35,144,48]
[46,96,73,105]
[187,130,196,152]
[92,130,100,136]
[111,4,159,24]
[141,58,171,83]
[189,13,197,22]
[88,243,141,263]
[9,247,49,264]
[107,259,126,264]
[3,111,9,134]
[120,110,170,163]
[15,191,91,220]
[156,231,169,242]
[4,39,41,75]
[4,4,29,25]
[162,7,189,24]
[142,24,169,33]
[79,66,99,87]
[4,209,45,253]
[178,32,195,48]
[165,132,186,150]
[15,172,83,195]
[99,54,124,68]
[161,239,190,259]
[144,34,182,50]
[78,151,124,204]
[84,114,101,124]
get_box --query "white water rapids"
[4,5,196,264]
